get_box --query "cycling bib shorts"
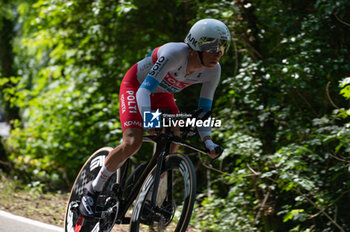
[119,64,179,131]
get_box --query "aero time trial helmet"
[185,18,231,55]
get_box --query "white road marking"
[0,210,63,232]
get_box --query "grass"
[0,174,132,231]
[0,174,199,231]
[0,174,69,227]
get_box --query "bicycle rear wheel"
[64,147,120,232]
[130,153,196,232]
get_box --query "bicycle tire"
[130,153,196,232]
[64,147,120,232]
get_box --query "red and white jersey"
[136,42,221,101]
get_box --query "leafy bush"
[191,0,350,231]
[1,0,350,231]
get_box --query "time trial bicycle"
[64,110,223,232]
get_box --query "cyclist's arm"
[136,48,181,119]
[197,63,221,140]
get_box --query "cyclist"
[79,18,231,217]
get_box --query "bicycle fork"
[146,151,175,224]
[151,151,165,206]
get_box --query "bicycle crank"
[69,200,119,220]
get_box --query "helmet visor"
[198,38,229,55]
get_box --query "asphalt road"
[0,125,63,231]
[0,210,63,232]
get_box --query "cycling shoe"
[79,181,100,218]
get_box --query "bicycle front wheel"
[130,153,196,232]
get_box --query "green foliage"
[191,0,350,231]
[1,0,350,231]
[1,0,196,189]
[338,77,350,118]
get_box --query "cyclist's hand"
[204,140,224,159]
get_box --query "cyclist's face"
[202,51,222,68]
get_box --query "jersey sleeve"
[136,44,183,119]
[197,63,221,140]
[198,63,221,112]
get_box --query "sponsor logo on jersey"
[159,73,193,93]
[149,56,168,79]
[121,90,137,114]
[124,121,143,128]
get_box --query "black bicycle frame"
[115,132,206,224]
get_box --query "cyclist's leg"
[104,62,144,173]
[79,128,143,217]
[80,64,143,216]
[105,128,143,171]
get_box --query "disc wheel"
[64,147,120,232]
